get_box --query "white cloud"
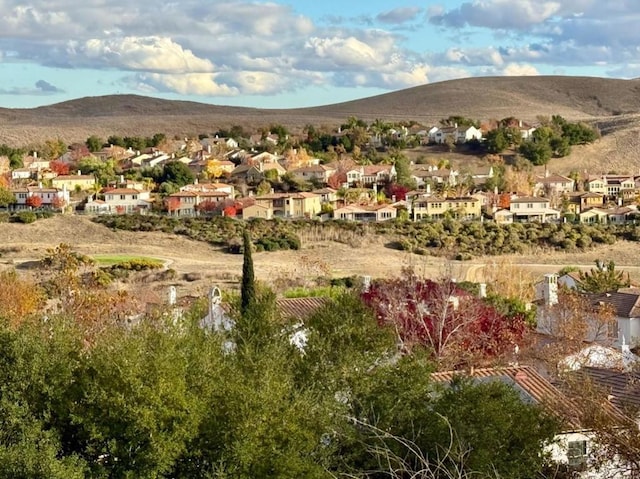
[502,63,540,76]
[79,36,215,73]
[137,73,238,96]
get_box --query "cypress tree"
[240,228,255,315]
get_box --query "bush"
[0,212,9,223]
[13,211,37,224]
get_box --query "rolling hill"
[2,75,640,175]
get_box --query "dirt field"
[3,215,640,302]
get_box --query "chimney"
[426,183,431,194]
[543,273,558,306]
[454,122,458,128]
[362,275,371,293]
[519,119,523,128]
[168,286,177,306]
[77,170,81,176]
[448,296,460,311]
[33,151,37,158]
[478,283,487,298]
[38,181,42,189]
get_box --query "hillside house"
[586,176,636,199]
[333,203,396,222]
[410,194,481,221]
[85,188,152,214]
[242,192,321,219]
[51,173,96,191]
[534,173,575,196]
[289,164,336,184]
[565,192,605,214]
[167,190,230,216]
[11,186,70,209]
[509,196,560,222]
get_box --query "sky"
[0,0,638,109]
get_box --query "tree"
[519,140,552,166]
[85,135,103,152]
[51,196,66,211]
[26,196,43,209]
[160,161,194,187]
[0,186,15,208]
[42,138,67,161]
[50,159,70,176]
[362,271,527,369]
[165,196,180,215]
[240,229,256,316]
[576,260,631,293]
[484,128,508,153]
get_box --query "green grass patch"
[92,254,164,267]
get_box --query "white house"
[510,196,561,222]
[85,188,153,214]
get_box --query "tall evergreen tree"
[241,228,255,316]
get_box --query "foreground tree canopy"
[0,247,560,478]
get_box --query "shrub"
[14,211,37,224]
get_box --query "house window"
[567,440,587,466]
[120,195,126,200]
[527,203,534,209]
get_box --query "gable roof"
[588,291,640,318]
[431,365,583,430]
[580,367,640,411]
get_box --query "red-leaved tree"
[26,195,43,208]
[165,197,180,215]
[50,159,70,176]
[362,273,527,369]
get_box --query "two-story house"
[534,174,575,196]
[85,188,152,214]
[51,173,96,192]
[11,186,70,209]
[510,196,560,222]
[586,176,637,200]
[166,190,230,216]
[333,204,397,222]
[242,192,321,219]
[565,192,605,214]
[410,194,481,221]
[289,164,336,185]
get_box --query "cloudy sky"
[0,0,637,108]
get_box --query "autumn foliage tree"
[50,159,70,176]
[25,195,43,208]
[362,272,527,369]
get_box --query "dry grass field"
[3,216,640,301]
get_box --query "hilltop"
[1,76,640,146]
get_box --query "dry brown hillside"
[2,75,640,147]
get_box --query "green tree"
[85,135,103,152]
[240,229,256,316]
[161,161,195,187]
[0,186,15,208]
[485,128,508,153]
[519,140,552,166]
[393,153,417,189]
[576,260,631,293]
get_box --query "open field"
[91,254,165,267]
[2,215,640,301]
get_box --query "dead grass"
[3,215,640,299]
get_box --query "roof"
[431,365,583,430]
[276,297,330,319]
[535,174,574,184]
[511,196,550,203]
[580,367,640,411]
[588,291,640,318]
[363,165,393,175]
[52,175,95,181]
[104,188,145,195]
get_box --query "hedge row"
[93,215,640,258]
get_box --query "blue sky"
[0,0,637,109]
